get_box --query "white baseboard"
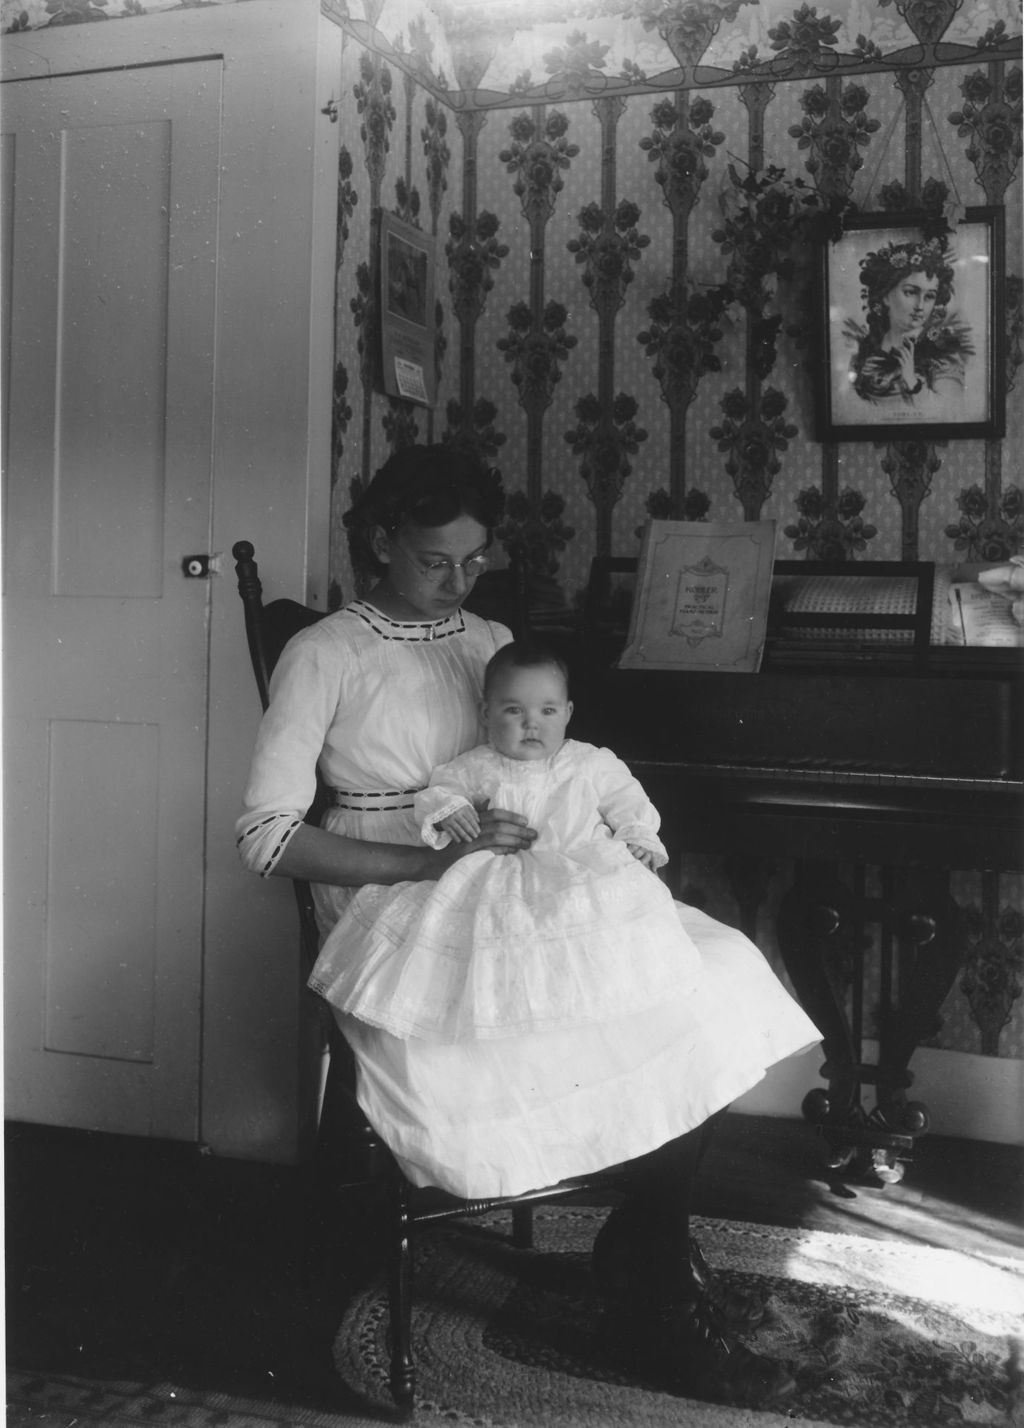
[734,1042,1024,1147]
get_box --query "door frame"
[3,0,338,1162]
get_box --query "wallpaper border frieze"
[337,13,1021,115]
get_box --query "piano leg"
[777,860,965,1184]
[874,869,963,1132]
[777,862,873,1174]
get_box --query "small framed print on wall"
[379,211,437,408]
[816,208,1005,443]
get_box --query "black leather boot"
[593,1208,768,1334]
[637,1291,795,1408]
[688,1237,768,1332]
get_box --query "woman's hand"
[481,804,537,849]
[443,805,537,864]
[274,806,536,886]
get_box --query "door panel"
[45,718,160,1062]
[3,61,222,1139]
[54,118,172,599]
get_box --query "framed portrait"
[816,208,1005,443]
[379,210,437,408]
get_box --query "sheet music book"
[949,582,1024,647]
[619,520,777,673]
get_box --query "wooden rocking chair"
[232,540,628,1414]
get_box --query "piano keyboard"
[630,760,1023,794]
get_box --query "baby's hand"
[627,843,658,870]
[437,805,482,844]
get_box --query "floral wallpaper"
[10,0,1017,587]
[317,0,1024,605]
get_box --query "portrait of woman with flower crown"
[845,235,972,409]
[824,216,998,436]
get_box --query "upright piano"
[535,563,1024,1183]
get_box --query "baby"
[427,641,660,869]
[309,641,702,1042]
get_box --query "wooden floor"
[6,1113,1022,1416]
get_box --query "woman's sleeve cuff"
[236,814,304,877]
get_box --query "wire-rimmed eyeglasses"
[393,540,490,583]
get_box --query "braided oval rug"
[334,1206,1024,1428]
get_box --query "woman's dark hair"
[344,444,505,577]
[483,640,570,698]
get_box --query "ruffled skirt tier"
[309,844,702,1041]
[337,902,821,1198]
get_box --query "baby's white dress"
[308,740,703,1040]
[237,600,820,1199]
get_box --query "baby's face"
[482,664,573,761]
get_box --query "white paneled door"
[3,60,222,1139]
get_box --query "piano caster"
[802,1090,918,1186]
[820,1138,910,1185]
[802,1087,832,1124]
[870,1150,905,1185]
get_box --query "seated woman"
[236,443,821,1409]
[843,235,973,414]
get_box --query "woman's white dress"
[237,600,820,1199]
[308,740,703,1041]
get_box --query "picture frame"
[379,210,437,408]
[816,207,1004,443]
[618,520,777,673]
